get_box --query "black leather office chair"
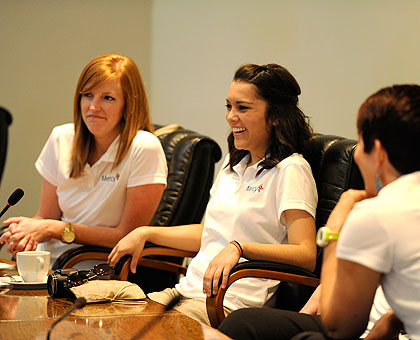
[52,125,222,292]
[0,107,12,187]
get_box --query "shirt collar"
[378,170,420,195]
[97,135,121,164]
[232,154,250,174]
[232,154,265,177]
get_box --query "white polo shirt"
[176,153,317,311]
[337,171,420,340]
[35,123,167,264]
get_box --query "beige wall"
[0,1,419,257]
[0,0,152,223]
[149,0,420,166]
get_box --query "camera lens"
[47,273,57,297]
[47,269,78,298]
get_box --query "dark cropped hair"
[227,63,313,175]
[357,84,420,174]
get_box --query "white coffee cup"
[16,251,50,283]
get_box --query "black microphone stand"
[131,295,181,340]
[46,297,87,340]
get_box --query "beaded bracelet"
[229,240,243,257]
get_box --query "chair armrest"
[52,244,197,280]
[138,246,197,276]
[52,245,111,270]
[52,245,131,280]
[206,260,320,328]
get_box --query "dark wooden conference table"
[0,259,231,340]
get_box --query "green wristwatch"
[316,226,339,247]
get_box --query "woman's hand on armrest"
[203,242,241,297]
[108,223,204,273]
[108,226,151,273]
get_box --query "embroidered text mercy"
[245,184,264,193]
[101,173,120,182]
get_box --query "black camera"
[47,268,78,298]
[47,263,114,298]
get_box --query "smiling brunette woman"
[108,63,318,326]
[0,54,167,265]
[218,85,420,340]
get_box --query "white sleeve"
[337,201,393,273]
[35,127,61,186]
[277,161,318,225]
[209,154,229,197]
[126,134,168,188]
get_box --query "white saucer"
[0,281,11,288]
[0,275,47,290]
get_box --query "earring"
[375,172,382,192]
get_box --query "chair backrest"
[274,134,364,311]
[0,107,12,187]
[150,127,222,226]
[304,134,364,275]
[128,126,222,292]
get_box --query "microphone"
[131,295,181,340]
[46,297,87,340]
[165,295,181,311]
[0,188,24,219]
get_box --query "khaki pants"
[148,287,232,326]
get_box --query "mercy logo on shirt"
[101,173,120,182]
[245,184,264,193]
